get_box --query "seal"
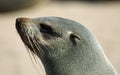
[15,17,118,75]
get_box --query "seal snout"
[16,18,30,30]
[16,17,29,24]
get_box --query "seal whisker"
[25,32,38,63]
[34,37,51,54]
[25,33,45,75]
[25,46,44,75]
[33,38,45,55]
[25,31,35,53]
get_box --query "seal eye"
[39,23,61,38]
[40,23,53,33]
[70,33,81,46]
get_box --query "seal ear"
[70,33,81,46]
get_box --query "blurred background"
[0,0,120,75]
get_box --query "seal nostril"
[16,18,30,29]
[16,18,26,32]
[16,18,21,23]
[16,20,22,33]
[16,18,21,28]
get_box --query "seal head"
[16,17,118,75]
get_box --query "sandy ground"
[0,1,120,75]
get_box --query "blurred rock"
[0,0,47,12]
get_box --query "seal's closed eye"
[39,23,53,33]
[39,23,61,38]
